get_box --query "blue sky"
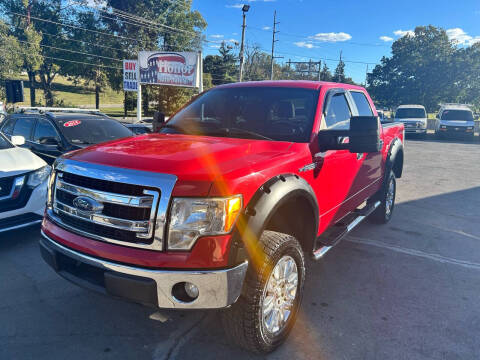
[192,0,480,83]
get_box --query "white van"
[434,104,475,139]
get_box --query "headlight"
[168,195,242,250]
[27,165,52,188]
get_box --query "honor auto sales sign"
[138,51,200,88]
[123,60,138,92]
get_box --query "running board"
[312,201,381,260]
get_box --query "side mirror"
[39,136,60,146]
[318,116,381,153]
[349,116,381,153]
[11,135,25,146]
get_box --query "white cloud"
[446,28,480,45]
[380,36,393,42]
[209,34,224,39]
[308,32,352,42]
[209,45,221,49]
[262,26,271,31]
[394,29,414,37]
[226,4,243,8]
[232,32,238,36]
[294,41,318,49]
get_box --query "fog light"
[172,282,199,303]
[185,282,199,299]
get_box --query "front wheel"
[369,170,396,224]
[221,231,305,353]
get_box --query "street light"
[238,5,250,82]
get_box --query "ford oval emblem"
[72,196,103,214]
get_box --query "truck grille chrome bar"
[48,159,178,251]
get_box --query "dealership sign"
[123,60,138,92]
[138,52,200,88]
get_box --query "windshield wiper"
[160,123,187,133]
[214,128,273,141]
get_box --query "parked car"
[122,122,152,135]
[0,108,133,165]
[39,81,404,353]
[0,133,50,232]
[394,104,428,137]
[434,104,475,139]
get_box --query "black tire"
[221,230,305,354]
[369,170,396,224]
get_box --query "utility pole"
[317,60,322,81]
[270,10,280,80]
[238,5,250,82]
[365,64,369,86]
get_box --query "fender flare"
[386,137,404,178]
[229,174,319,266]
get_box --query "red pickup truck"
[40,81,404,353]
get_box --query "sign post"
[123,60,141,122]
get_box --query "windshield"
[441,110,473,121]
[0,133,13,150]
[58,118,133,145]
[161,87,318,142]
[396,108,426,119]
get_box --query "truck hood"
[0,147,46,177]
[395,118,426,123]
[63,134,294,191]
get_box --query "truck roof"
[397,104,426,109]
[216,80,366,92]
[439,104,472,111]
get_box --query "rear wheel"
[221,231,305,353]
[369,170,396,224]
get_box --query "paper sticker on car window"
[64,120,82,127]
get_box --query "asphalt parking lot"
[1,134,480,360]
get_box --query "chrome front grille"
[48,159,178,251]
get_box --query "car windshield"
[58,118,133,145]
[0,133,13,150]
[161,87,318,142]
[396,108,426,119]
[441,110,473,121]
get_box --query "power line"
[2,47,121,70]
[17,39,123,62]
[9,11,141,42]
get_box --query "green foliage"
[203,42,237,85]
[367,25,475,111]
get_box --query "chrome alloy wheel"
[385,178,395,216]
[261,255,299,335]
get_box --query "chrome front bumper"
[40,231,248,309]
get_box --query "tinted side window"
[350,91,373,116]
[13,117,35,139]
[1,117,16,134]
[325,93,351,129]
[34,119,59,142]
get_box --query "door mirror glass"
[39,136,60,146]
[11,135,25,146]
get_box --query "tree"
[204,42,237,85]
[367,26,457,111]
[332,59,346,83]
[320,63,332,81]
[0,20,23,99]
